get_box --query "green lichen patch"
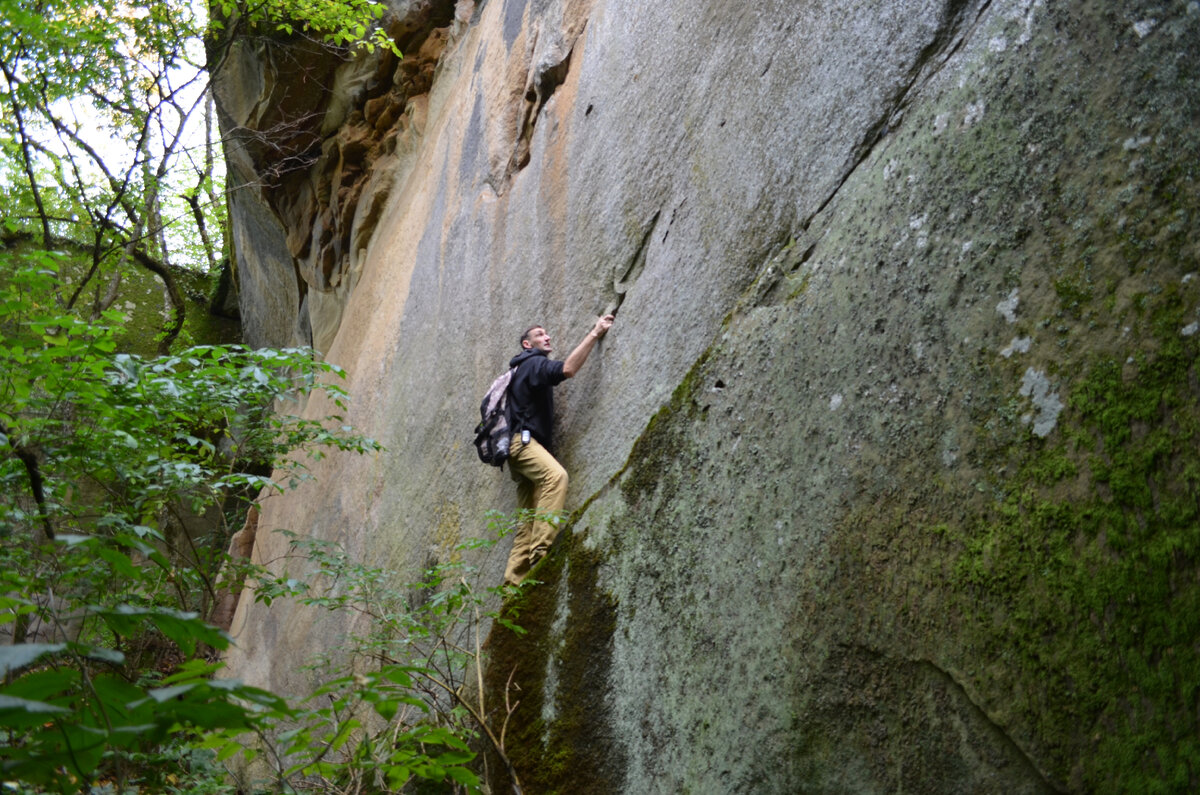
[831,287,1200,791]
[960,323,1199,790]
[616,345,715,512]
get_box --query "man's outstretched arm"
[562,314,614,377]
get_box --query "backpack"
[474,366,517,466]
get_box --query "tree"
[0,0,396,353]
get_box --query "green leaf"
[145,683,198,703]
[165,699,254,730]
[329,717,362,750]
[96,547,140,579]
[379,665,415,687]
[112,429,139,448]
[90,674,145,708]
[215,739,243,762]
[148,610,230,655]
[56,723,108,776]
[92,606,141,637]
[386,766,412,789]
[132,524,163,540]
[435,750,476,766]
[160,658,222,683]
[446,765,481,785]
[0,693,70,715]
[79,645,126,666]
[0,643,67,676]
[1,667,79,702]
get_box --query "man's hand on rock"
[592,314,615,338]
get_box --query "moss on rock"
[482,536,623,793]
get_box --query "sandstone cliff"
[214,0,1200,791]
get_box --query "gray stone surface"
[216,0,1200,790]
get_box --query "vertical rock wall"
[215,0,1200,791]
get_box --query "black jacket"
[507,349,566,450]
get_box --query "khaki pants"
[504,435,568,585]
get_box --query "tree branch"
[0,420,55,542]
[0,58,53,248]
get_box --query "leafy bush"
[0,252,381,792]
[208,514,537,794]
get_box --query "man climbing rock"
[504,314,614,585]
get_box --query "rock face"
[215,0,1200,791]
